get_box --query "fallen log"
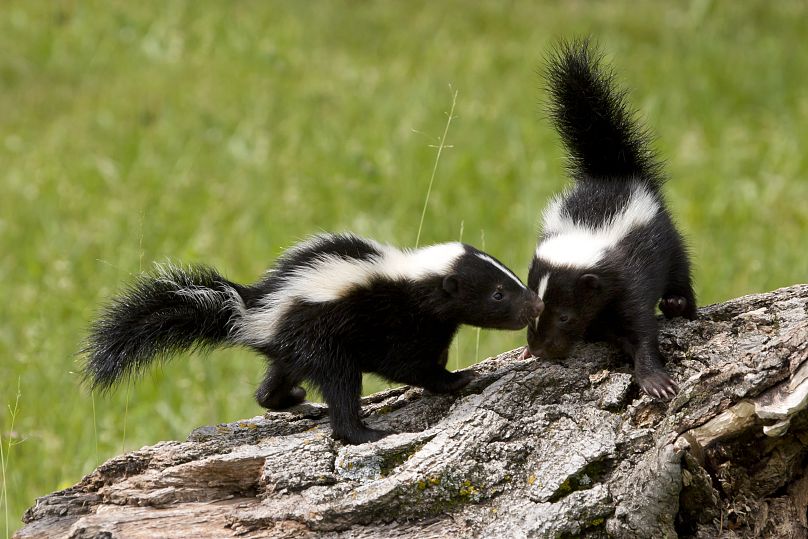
[17,284,808,538]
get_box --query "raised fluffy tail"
[83,263,244,390]
[546,38,663,186]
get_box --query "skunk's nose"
[530,297,544,319]
[521,344,550,360]
[523,293,544,320]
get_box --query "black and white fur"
[523,40,696,400]
[85,233,542,444]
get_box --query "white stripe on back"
[234,241,466,345]
[536,185,659,269]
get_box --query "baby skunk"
[523,40,697,400]
[85,233,542,444]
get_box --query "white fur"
[234,241,466,345]
[173,287,226,309]
[475,253,526,290]
[534,273,550,327]
[537,273,550,300]
[152,262,230,311]
[536,186,659,269]
[540,196,567,235]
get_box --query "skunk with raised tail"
[523,40,697,400]
[85,233,542,444]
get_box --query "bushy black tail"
[546,38,663,186]
[83,263,244,390]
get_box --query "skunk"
[523,40,696,400]
[85,233,542,444]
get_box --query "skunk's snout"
[521,291,544,322]
[524,322,555,360]
[529,296,544,319]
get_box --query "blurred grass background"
[1,0,807,533]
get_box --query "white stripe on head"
[537,185,659,269]
[475,253,526,290]
[537,273,550,300]
[235,240,466,345]
[533,273,550,328]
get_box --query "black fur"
[85,233,542,444]
[84,264,244,389]
[546,38,664,185]
[525,40,696,401]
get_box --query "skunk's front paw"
[423,369,476,394]
[660,295,697,320]
[258,386,307,410]
[635,367,679,401]
[659,295,689,319]
[335,426,390,445]
[445,370,475,392]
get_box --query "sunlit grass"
[2,1,807,534]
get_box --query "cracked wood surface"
[17,284,808,538]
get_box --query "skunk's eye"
[492,291,504,301]
[558,314,569,323]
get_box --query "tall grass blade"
[415,87,458,248]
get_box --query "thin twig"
[415,87,458,248]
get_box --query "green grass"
[2,1,807,534]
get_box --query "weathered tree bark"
[17,285,808,538]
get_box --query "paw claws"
[335,428,390,445]
[638,372,679,402]
[449,370,475,392]
[660,294,695,320]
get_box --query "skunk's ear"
[442,275,459,295]
[579,273,601,290]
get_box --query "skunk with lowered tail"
[523,40,697,400]
[85,233,542,444]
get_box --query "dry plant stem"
[1,429,6,539]
[475,229,485,363]
[120,384,130,455]
[3,380,21,539]
[91,392,99,467]
[414,87,458,249]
